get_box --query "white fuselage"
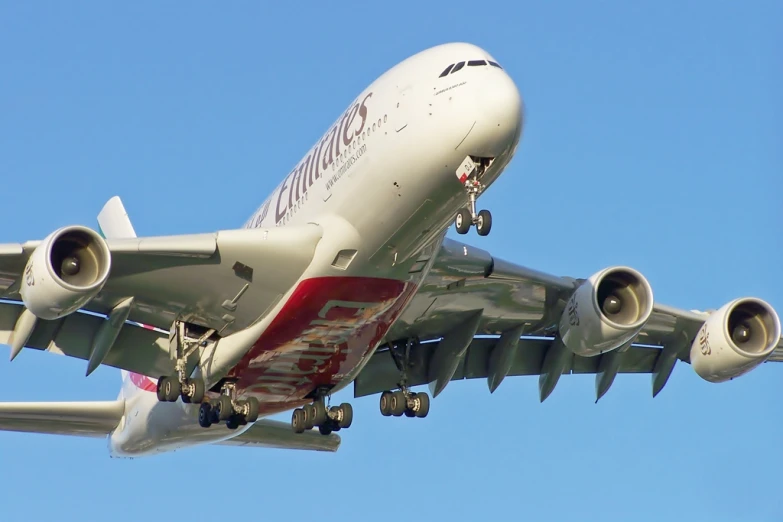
[109,42,523,457]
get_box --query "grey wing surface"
[355,238,781,401]
[0,197,323,375]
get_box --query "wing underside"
[354,337,663,398]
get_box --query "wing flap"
[354,337,662,398]
[0,400,124,438]
[0,301,173,376]
[217,419,340,452]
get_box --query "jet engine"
[559,266,653,357]
[20,226,111,320]
[690,298,781,383]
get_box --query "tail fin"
[97,196,137,240]
[97,196,138,385]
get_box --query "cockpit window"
[439,64,454,77]
[437,59,500,77]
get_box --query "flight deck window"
[488,61,502,69]
[439,64,454,77]
[451,61,465,73]
[468,60,486,66]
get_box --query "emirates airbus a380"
[0,42,780,457]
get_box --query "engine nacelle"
[690,298,781,383]
[559,266,654,356]
[20,226,111,320]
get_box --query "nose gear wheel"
[454,156,493,236]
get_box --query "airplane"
[0,42,780,458]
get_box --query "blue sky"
[1,2,781,521]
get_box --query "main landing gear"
[156,320,215,405]
[379,339,430,419]
[155,321,259,430]
[197,382,260,430]
[454,157,493,236]
[291,392,353,436]
[379,389,430,418]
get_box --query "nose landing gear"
[454,156,493,236]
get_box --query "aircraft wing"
[0,400,124,438]
[0,223,323,337]
[363,238,782,400]
[0,199,323,375]
[216,419,341,452]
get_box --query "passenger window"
[468,60,486,66]
[451,61,465,73]
[439,64,454,77]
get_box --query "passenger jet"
[0,42,780,456]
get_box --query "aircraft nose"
[458,72,524,158]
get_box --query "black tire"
[390,391,407,417]
[338,403,353,429]
[292,409,306,434]
[226,417,240,430]
[476,209,492,236]
[163,377,180,402]
[414,392,430,418]
[455,208,472,234]
[198,402,213,428]
[215,395,233,421]
[189,378,205,404]
[244,397,260,423]
[303,404,316,430]
[404,408,416,417]
[312,401,327,425]
[379,391,393,416]
[156,377,167,402]
[318,423,333,436]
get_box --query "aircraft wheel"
[312,401,327,425]
[414,392,430,418]
[182,378,205,404]
[215,395,233,421]
[198,402,213,428]
[337,403,353,429]
[390,390,407,417]
[156,377,168,402]
[162,376,180,402]
[455,208,472,234]
[244,397,260,423]
[319,423,333,436]
[303,404,316,430]
[476,209,492,236]
[291,408,306,434]
[380,391,393,416]
[226,417,240,430]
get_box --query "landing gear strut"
[379,339,430,419]
[291,390,353,436]
[156,320,213,404]
[454,156,492,236]
[197,382,260,430]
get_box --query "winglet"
[97,196,137,239]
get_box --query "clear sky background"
[1,2,781,521]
